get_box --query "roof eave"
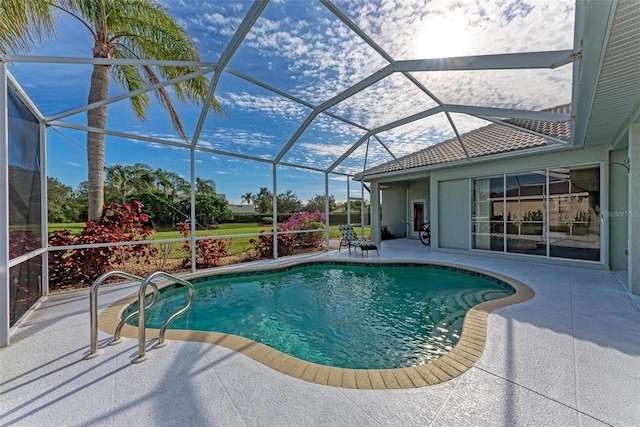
[355,144,571,182]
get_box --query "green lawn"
[47,222,362,258]
[47,222,86,234]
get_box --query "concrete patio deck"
[2,239,639,426]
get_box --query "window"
[472,165,600,262]
[505,171,546,256]
[548,166,600,261]
[472,176,504,251]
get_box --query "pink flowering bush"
[283,210,326,248]
[250,210,326,258]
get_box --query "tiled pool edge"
[98,260,535,389]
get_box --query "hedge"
[228,213,370,225]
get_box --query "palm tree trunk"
[86,64,110,221]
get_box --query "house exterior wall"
[609,148,629,271]
[437,179,469,250]
[372,144,629,270]
[408,180,430,205]
[630,125,640,294]
[408,179,430,237]
[381,187,407,238]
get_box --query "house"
[357,0,640,295]
[228,204,257,215]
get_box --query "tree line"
[48,163,370,225]
[241,188,369,215]
[47,163,229,226]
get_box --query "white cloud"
[64,160,82,168]
[216,0,574,170]
[32,0,577,181]
[217,91,310,121]
[229,3,244,13]
[204,13,228,26]
[198,128,276,157]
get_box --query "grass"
[47,222,367,259]
[47,222,86,234]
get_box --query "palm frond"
[111,59,150,121]
[104,0,224,114]
[0,0,57,53]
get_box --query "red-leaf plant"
[177,222,231,269]
[48,201,157,288]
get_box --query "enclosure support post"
[370,182,380,244]
[346,178,351,225]
[39,122,48,296]
[190,148,197,272]
[272,163,278,260]
[0,61,10,346]
[324,172,330,251]
[360,182,365,239]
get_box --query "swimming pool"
[118,261,529,374]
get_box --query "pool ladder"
[86,270,194,363]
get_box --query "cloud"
[204,13,228,26]
[217,92,310,121]
[64,161,83,168]
[25,0,577,183]
[198,128,276,158]
[230,0,572,169]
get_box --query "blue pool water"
[125,262,514,369]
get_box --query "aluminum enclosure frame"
[0,0,590,346]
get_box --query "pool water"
[125,263,514,369]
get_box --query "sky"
[8,0,575,205]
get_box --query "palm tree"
[154,168,171,197]
[195,177,216,195]
[0,0,223,220]
[166,172,188,201]
[105,162,153,203]
[127,162,155,193]
[241,192,253,205]
[105,164,128,204]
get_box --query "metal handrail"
[112,282,159,345]
[133,271,194,363]
[86,271,146,359]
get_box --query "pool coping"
[98,259,535,389]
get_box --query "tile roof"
[359,104,571,177]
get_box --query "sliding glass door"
[472,164,600,262]
[548,166,600,260]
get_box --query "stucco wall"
[381,187,407,238]
[437,179,469,250]
[609,148,629,270]
[408,180,430,210]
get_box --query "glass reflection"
[505,171,547,255]
[549,167,600,261]
[9,255,43,326]
[472,165,600,262]
[8,86,42,259]
[472,176,504,251]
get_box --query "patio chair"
[337,224,379,256]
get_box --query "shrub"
[48,201,157,288]
[177,222,231,269]
[283,210,325,248]
[249,211,326,258]
[249,227,297,258]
